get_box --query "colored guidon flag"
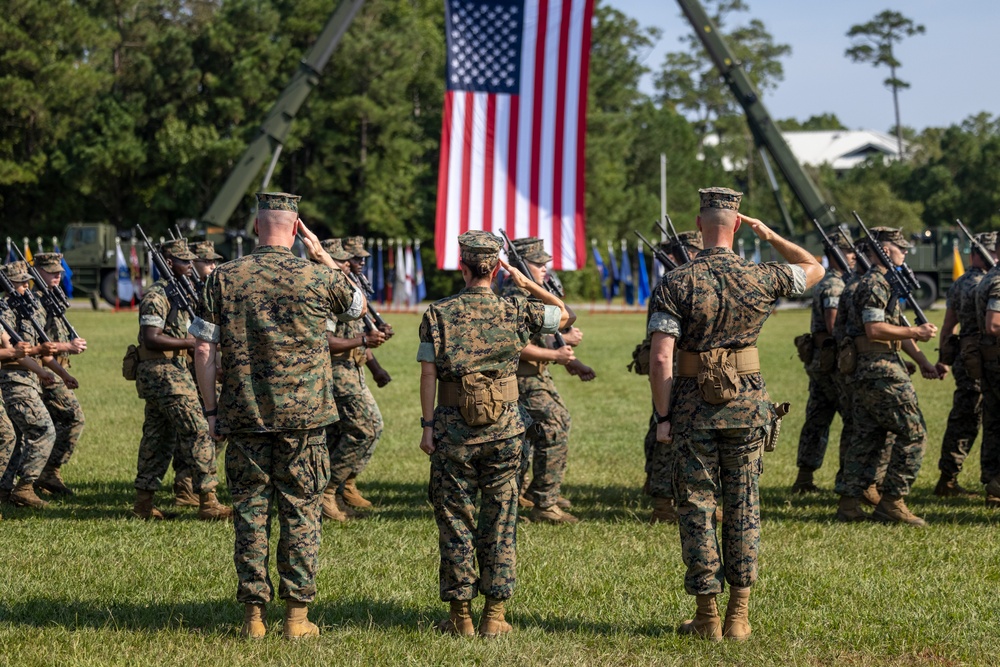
[434,0,594,270]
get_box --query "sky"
[604,0,998,132]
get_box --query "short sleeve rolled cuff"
[325,318,337,333]
[336,286,365,322]
[140,315,166,329]
[648,311,681,338]
[989,298,1000,313]
[822,296,840,310]
[416,342,436,363]
[862,307,886,323]
[188,317,220,343]
[789,265,808,297]
[540,305,561,334]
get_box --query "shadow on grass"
[0,597,240,635]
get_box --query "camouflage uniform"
[191,205,362,605]
[795,269,847,473]
[0,279,57,490]
[135,278,219,495]
[418,253,560,602]
[838,265,927,500]
[648,244,806,595]
[325,315,383,493]
[938,266,985,480]
[974,264,1000,487]
[0,398,16,489]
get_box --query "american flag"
[434,0,594,270]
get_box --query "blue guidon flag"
[434,0,595,271]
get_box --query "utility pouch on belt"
[793,333,813,365]
[439,373,518,427]
[962,334,983,380]
[628,336,652,375]
[516,359,547,377]
[939,334,959,366]
[122,345,139,381]
[816,334,836,373]
[697,349,741,405]
[351,347,368,367]
[765,402,791,453]
[837,338,857,375]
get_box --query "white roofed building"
[702,130,906,172]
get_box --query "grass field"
[1,304,997,666]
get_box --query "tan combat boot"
[677,594,722,640]
[555,496,572,510]
[861,484,881,507]
[321,488,348,522]
[340,477,372,509]
[241,604,266,639]
[517,494,534,509]
[722,586,752,641]
[530,503,579,524]
[791,468,820,494]
[437,600,475,637]
[36,466,74,496]
[282,601,319,639]
[836,496,868,523]
[11,481,49,509]
[198,492,233,521]
[934,474,977,498]
[985,476,1000,499]
[132,490,165,520]
[650,497,678,524]
[173,475,199,507]
[872,495,926,527]
[478,598,513,638]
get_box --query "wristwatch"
[420,418,434,428]
[203,407,218,417]
[654,411,671,424]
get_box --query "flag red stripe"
[529,0,550,239]
[483,95,496,234]
[551,0,573,269]
[575,0,595,269]
[505,97,520,237]
[435,92,454,267]
[459,91,475,235]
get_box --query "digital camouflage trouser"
[976,360,1000,485]
[517,384,571,508]
[429,435,521,602]
[0,383,56,486]
[841,378,926,498]
[326,388,383,492]
[41,380,85,470]
[796,368,849,472]
[135,392,218,494]
[673,425,766,596]
[0,403,17,486]
[226,427,330,605]
[938,360,983,479]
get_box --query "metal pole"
[660,154,668,241]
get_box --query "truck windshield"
[62,227,98,252]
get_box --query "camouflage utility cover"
[192,246,362,434]
[33,253,64,273]
[647,247,805,428]
[417,286,560,445]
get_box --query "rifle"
[633,230,678,271]
[136,225,197,321]
[10,244,81,340]
[852,211,928,326]
[500,230,569,349]
[955,219,996,270]
[811,219,852,275]
[0,266,51,343]
[658,214,692,265]
[353,272,390,332]
[0,301,24,344]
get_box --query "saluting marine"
[648,188,822,641]
[418,230,570,638]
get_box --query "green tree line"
[2,0,997,297]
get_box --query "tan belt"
[676,347,760,377]
[138,345,187,362]
[516,359,548,377]
[853,336,901,354]
[438,376,519,406]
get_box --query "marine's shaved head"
[257,209,297,227]
[698,207,738,229]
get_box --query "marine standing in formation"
[973,241,1000,506]
[132,239,231,522]
[933,233,996,497]
[418,230,570,637]
[836,227,941,526]
[190,192,365,639]
[792,233,856,494]
[647,188,822,641]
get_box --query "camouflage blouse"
[193,246,363,434]
[0,299,44,390]
[975,265,1000,344]
[325,316,367,397]
[417,285,560,445]
[810,269,846,334]
[947,266,984,336]
[136,280,194,398]
[849,266,909,384]
[647,247,805,429]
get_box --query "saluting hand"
[296,218,334,267]
[741,214,775,243]
[498,258,530,289]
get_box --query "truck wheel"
[99,271,118,306]
[912,273,937,309]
